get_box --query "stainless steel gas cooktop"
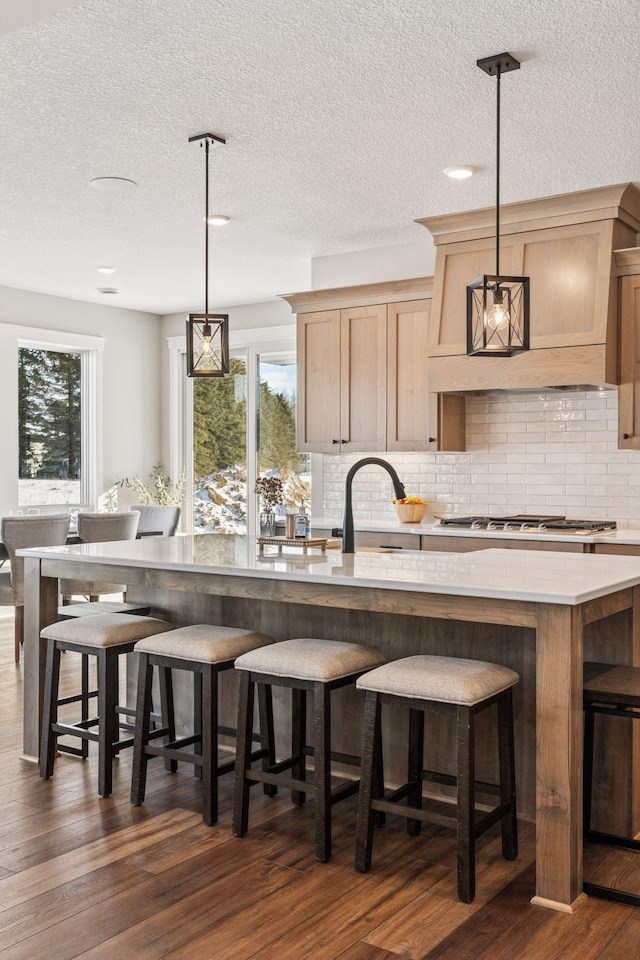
[437,515,617,533]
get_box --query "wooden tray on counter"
[257,535,333,555]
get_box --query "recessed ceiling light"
[443,165,476,179]
[206,215,231,225]
[90,177,137,193]
[98,287,118,295]
[97,265,116,274]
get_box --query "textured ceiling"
[0,0,639,314]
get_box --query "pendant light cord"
[205,138,210,315]
[495,64,501,278]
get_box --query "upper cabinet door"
[340,304,387,452]
[619,275,640,450]
[296,310,341,452]
[387,299,434,451]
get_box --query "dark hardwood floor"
[0,615,637,959]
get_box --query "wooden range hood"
[416,183,640,392]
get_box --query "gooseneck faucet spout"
[342,458,406,554]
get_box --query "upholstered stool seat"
[354,655,519,903]
[358,656,519,704]
[583,661,640,906]
[233,637,386,862]
[40,613,172,797]
[236,638,386,682]
[58,600,151,619]
[131,624,276,825]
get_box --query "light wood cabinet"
[289,279,465,453]
[619,274,640,449]
[420,535,586,553]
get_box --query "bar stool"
[131,624,277,825]
[583,661,640,906]
[233,638,386,862]
[40,613,172,797]
[55,601,152,758]
[354,655,519,903]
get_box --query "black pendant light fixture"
[186,132,230,377]
[467,53,530,357]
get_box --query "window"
[169,326,320,539]
[257,355,310,514]
[18,347,82,506]
[193,355,248,534]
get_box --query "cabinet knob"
[623,433,630,440]
[341,439,347,444]
[332,439,339,444]
[428,437,436,443]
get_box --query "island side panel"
[533,602,585,913]
[22,557,59,760]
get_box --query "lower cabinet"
[594,543,640,556]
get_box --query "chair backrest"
[1,514,71,606]
[132,505,181,537]
[77,511,139,544]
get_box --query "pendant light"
[467,53,530,357]
[186,132,230,377]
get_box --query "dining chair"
[0,514,71,661]
[131,505,181,537]
[60,511,140,603]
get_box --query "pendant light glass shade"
[467,53,529,357]
[186,313,229,376]
[186,132,230,378]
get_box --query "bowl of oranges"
[392,496,427,524]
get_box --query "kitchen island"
[19,535,640,913]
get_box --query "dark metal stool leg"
[131,653,154,806]
[201,664,217,825]
[80,653,90,759]
[40,639,62,780]
[407,707,424,836]
[232,671,255,837]
[456,705,475,903]
[159,665,177,773]
[312,681,332,862]
[257,682,277,798]
[193,671,203,780]
[97,649,118,798]
[291,687,307,806]
[355,690,379,873]
[498,689,518,860]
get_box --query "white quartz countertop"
[19,534,640,605]
[311,518,640,546]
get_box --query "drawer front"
[421,535,586,553]
[594,543,640,557]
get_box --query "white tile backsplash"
[322,390,640,527]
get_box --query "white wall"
[311,239,435,289]
[0,285,161,515]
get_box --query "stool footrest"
[422,769,502,798]
[584,881,640,908]
[302,745,361,767]
[330,779,359,805]
[58,690,98,706]
[370,786,511,839]
[586,830,640,851]
[57,744,88,758]
[52,722,100,743]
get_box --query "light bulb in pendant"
[486,298,509,331]
[199,324,213,356]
